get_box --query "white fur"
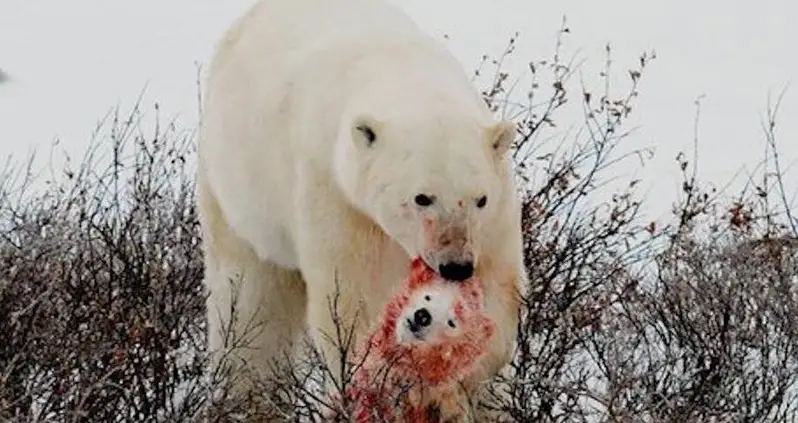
[197,0,527,418]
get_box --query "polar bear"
[197,0,527,419]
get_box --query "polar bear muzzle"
[420,217,476,281]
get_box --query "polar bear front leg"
[299,241,384,391]
[304,264,371,388]
[292,193,393,394]
[197,173,310,422]
[460,262,525,419]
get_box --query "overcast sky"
[0,0,795,221]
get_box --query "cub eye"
[476,195,488,208]
[447,320,456,328]
[414,194,435,207]
[424,295,431,301]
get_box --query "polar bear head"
[333,94,516,281]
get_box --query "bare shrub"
[1,22,796,423]
[0,101,212,422]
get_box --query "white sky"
[1,0,796,222]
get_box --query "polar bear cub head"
[396,272,492,348]
[333,98,516,281]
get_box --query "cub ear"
[477,317,496,342]
[460,280,485,308]
[408,257,437,290]
[351,114,382,149]
[410,256,428,276]
[485,120,516,158]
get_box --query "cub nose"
[413,308,432,329]
[438,261,474,281]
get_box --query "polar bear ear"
[351,115,382,149]
[485,120,517,158]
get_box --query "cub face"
[396,277,487,346]
[397,282,462,344]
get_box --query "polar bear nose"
[413,308,432,329]
[438,261,474,281]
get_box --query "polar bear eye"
[476,195,488,208]
[414,194,435,207]
[355,124,377,146]
[447,319,457,328]
[424,295,431,301]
